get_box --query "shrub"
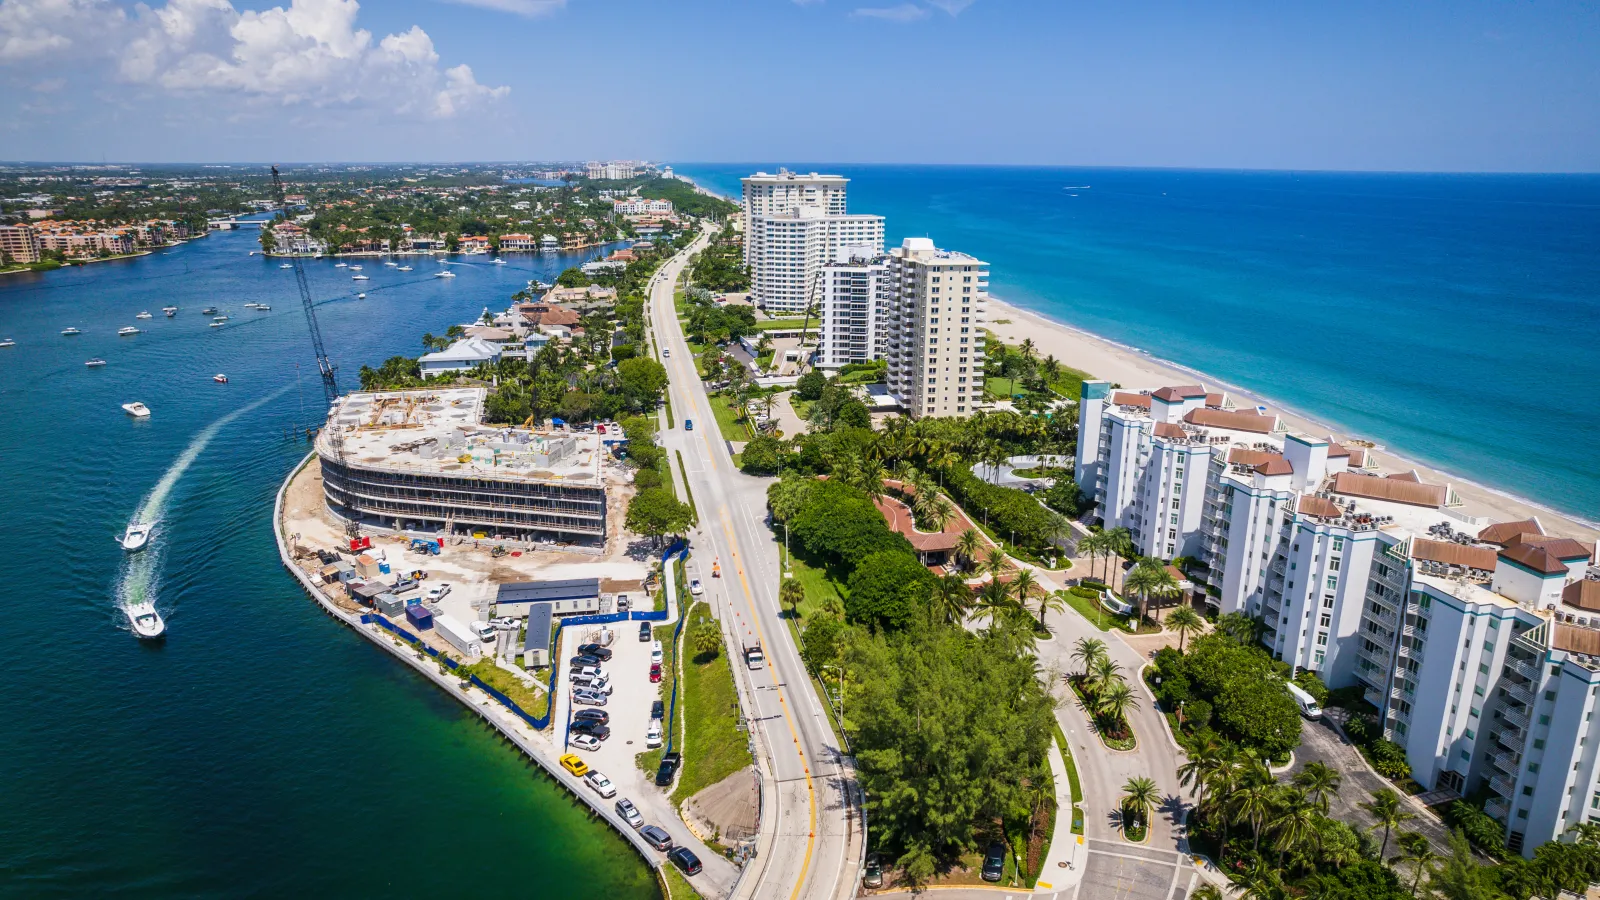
[1155,673,1192,707]
[846,550,936,632]
[633,466,663,489]
[940,464,1057,551]
[1069,585,1100,599]
[1293,670,1330,705]
[1324,685,1367,710]
[1367,739,1411,780]
[795,369,826,401]
[1447,801,1508,858]
[1343,713,1378,746]
[1182,700,1212,730]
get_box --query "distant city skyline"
[1,0,1597,172]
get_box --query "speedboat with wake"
[118,326,141,336]
[85,358,106,367]
[0,338,14,348]
[493,258,507,265]
[126,601,166,640]
[397,265,412,271]
[435,270,456,278]
[213,374,229,383]
[163,306,178,316]
[135,311,153,320]
[201,306,218,315]
[121,521,152,551]
[352,274,369,281]
[62,327,81,336]
[122,401,150,417]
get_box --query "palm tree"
[1037,590,1068,631]
[1010,568,1039,613]
[779,577,806,619]
[1229,762,1276,855]
[1121,776,1159,831]
[929,573,972,625]
[1096,680,1139,728]
[1075,530,1106,582]
[1102,527,1134,586]
[1166,605,1205,652]
[1124,557,1179,624]
[1571,821,1600,848]
[1292,761,1341,814]
[1268,787,1321,868]
[955,529,983,573]
[1190,887,1224,900]
[1392,830,1437,896]
[1358,788,1414,862]
[983,545,1008,582]
[1071,636,1107,678]
[1088,654,1122,696]
[970,579,1016,626]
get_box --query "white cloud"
[852,3,927,22]
[924,0,975,14]
[441,0,566,15]
[0,0,507,117]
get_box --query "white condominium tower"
[1076,378,1600,857]
[741,170,884,314]
[817,247,892,369]
[884,237,988,418]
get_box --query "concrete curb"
[1137,662,1190,756]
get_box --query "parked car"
[615,798,644,829]
[570,733,601,752]
[617,594,630,612]
[569,654,602,668]
[646,720,663,749]
[651,700,665,721]
[571,720,611,741]
[981,841,1006,882]
[655,751,682,787]
[689,578,704,596]
[559,754,588,777]
[668,847,702,876]
[585,771,616,798]
[572,689,608,707]
[577,643,613,662]
[863,854,883,888]
[649,663,662,684]
[639,621,652,642]
[573,709,609,726]
[639,825,674,851]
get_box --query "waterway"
[0,230,660,898]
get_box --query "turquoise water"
[0,233,660,897]
[678,164,1600,524]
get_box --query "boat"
[135,311,153,320]
[243,302,258,309]
[0,339,14,348]
[397,266,412,271]
[256,304,270,311]
[62,327,81,336]
[85,358,106,367]
[349,265,362,271]
[280,263,292,269]
[435,271,456,278]
[121,521,152,552]
[209,321,225,328]
[213,374,228,383]
[212,315,229,322]
[356,293,366,299]
[122,401,150,418]
[352,274,369,281]
[118,326,141,336]
[384,261,397,267]
[201,306,218,315]
[126,601,166,640]
[162,306,178,316]
[335,262,348,268]
[493,258,507,265]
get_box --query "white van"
[651,639,664,666]
[646,720,663,749]
[1285,681,1323,720]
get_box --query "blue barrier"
[630,609,669,621]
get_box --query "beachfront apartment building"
[1076,377,1600,856]
[0,224,41,263]
[816,247,892,369]
[740,170,884,314]
[884,237,989,418]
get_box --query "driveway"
[1292,712,1452,857]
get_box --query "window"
[1464,728,1476,739]
[1474,685,1485,697]
[1529,762,1541,774]
[1523,786,1535,796]
[1461,749,1470,760]
[1329,558,1341,572]
[1333,537,1345,552]
[1326,576,1338,590]
[1545,690,1557,701]
[1320,613,1331,627]
[1470,707,1480,718]
[1323,594,1335,608]
[1540,714,1551,726]
[1316,632,1329,646]
[1480,663,1491,674]
[1535,739,1547,750]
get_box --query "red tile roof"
[1564,580,1600,613]
[1553,623,1600,656]
[1110,391,1151,409]
[1329,472,1447,508]
[1512,535,1592,562]
[1152,422,1187,440]
[1151,385,1207,402]
[1228,448,1283,467]
[1296,495,1343,519]
[1410,538,1498,571]
[1183,408,1277,434]
[1256,457,1293,476]
[1478,519,1545,546]
[1498,541,1568,576]
[1387,471,1422,483]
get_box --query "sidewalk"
[1033,739,1085,893]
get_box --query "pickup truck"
[744,643,765,670]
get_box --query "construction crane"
[270,165,339,409]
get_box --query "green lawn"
[754,317,809,331]
[1061,588,1136,633]
[672,601,755,803]
[660,862,706,900]
[457,657,548,718]
[783,546,848,623]
[708,392,750,442]
[987,376,1028,399]
[789,396,813,422]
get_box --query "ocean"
[0,233,659,898]
[676,164,1600,526]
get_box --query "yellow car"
[560,753,589,777]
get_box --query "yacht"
[162,306,178,316]
[121,521,152,552]
[493,258,507,265]
[397,266,413,272]
[335,262,348,268]
[201,306,218,315]
[435,270,456,278]
[209,321,225,328]
[212,315,229,322]
[85,358,106,367]
[135,311,153,320]
[349,265,362,271]
[356,293,366,299]
[122,401,151,418]
[352,274,369,281]
[280,263,293,269]
[61,327,81,336]
[243,302,258,309]
[118,326,141,336]
[0,338,14,348]
[213,374,229,383]
[256,304,270,311]
[126,601,166,640]
[384,261,398,267]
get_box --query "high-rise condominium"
[884,237,989,418]
[741,170,883,314]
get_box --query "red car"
[649,663,662,683]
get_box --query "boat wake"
[115,385,292,637]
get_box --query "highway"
[647,227,863,900]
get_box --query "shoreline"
[983,295,1600,542]
[674,170,1599,540]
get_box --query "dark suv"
[668,847,702,876]
[639,621,652,642]
[573,709,609,725]
[651,700,665,721]
[577,643,613,661]
[981,840,1006,882]
[570,720,611,741]
[655,751,682,787]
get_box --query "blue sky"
[2,0,1597,171]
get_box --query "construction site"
[317,387,615,547]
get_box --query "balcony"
[1501,704,1531,730]
[1485,796,1511,821]
[1490,750,1522,776]
[1489,774,1516,798]
[1506,656,1539,682]
[1502,678,1534,706]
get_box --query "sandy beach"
[984,296,1600,545]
